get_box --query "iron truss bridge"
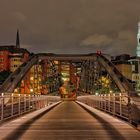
[0,53,140,128]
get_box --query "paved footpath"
[0,101,140,140]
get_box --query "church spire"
[16,29,20,48]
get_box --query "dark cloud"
[0,0,140,55]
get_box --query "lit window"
[0,58,4,62]
[0,52,3,55]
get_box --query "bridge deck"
[0,101,140,140]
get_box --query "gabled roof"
[0,45,16,51]
[0,45,30,54]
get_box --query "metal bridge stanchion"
[38,95,40,109]
[95,95,97,108]
[91,99,93,107]
[99,95,102,109]
[33,94,35,109]
[37,95,40,109]
[103,94,105,110]
[94,96,95,107]
[119,93,122,117]
[44,96,46,107]
[113,93,116,116]
[100,95,103,110]
[24,94,26,112]
[43,96,45,108]
[40,95,43,108]
[128,96,132,123]
[98,95,100,109]
[29,95,31,111]
[46,97,48,106]
[11,93,14,117]
[99,95,101,109]
[1,93,4,120]
[102,94,104,110]
[18,94,21,115]
[108,94,110,113]
[43,95,44,107]
[35,95,37,109]
[30,95,33,110]
[104,94,106,111]
[40,95,42,109]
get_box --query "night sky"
[0,0,140,56]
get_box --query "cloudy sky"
[0,0,140,55]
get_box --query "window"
[0,51,3,55]
[0,58,4,62]
[14,65,18,67]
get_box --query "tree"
[0,70,12,84]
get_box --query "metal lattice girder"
[0,53,137,97]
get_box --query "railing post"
[104,94,106,111]
[18,94,21,115]
[33,94,36,109]
[102,94,105,111]
[100,95,103,109]
[30,94,32,110]
[35,95,37,109]
[29,95,31,111]
[113,93,116,116]
[24,94,26,112]
[1,93,4,120]
[39,95,41,109]
[11,93,14,117]
[43,96,45,107]
[128,96,132,123]
[108,94,110,113]
[46,96,48,106]
[98,95,101,109]
[95,95,97,108]
[119,93,122,117]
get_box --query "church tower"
[137,22,140,56]
[16,29,20,48]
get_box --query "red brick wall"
[0,51,10,71]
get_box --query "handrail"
[77,94,140,126]
[0,94,60,122]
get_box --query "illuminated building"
[0,46,13,71]
[137,22,140,57]
[129,57,140,91]
[112,54,132,80]
[9,48,29,72]
[0,30,30,72]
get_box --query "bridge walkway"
[0,101,140,140]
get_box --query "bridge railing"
[0,93,60,122]
[77,94,130,120]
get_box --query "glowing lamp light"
[62,77,68,81]
[110,90,113,93]
[14,89,18,93]
[95,92,99,96]
[30,89,33,93]
[30,77,34,81]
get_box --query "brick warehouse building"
[0,31,30,95]
[0,31,30,72]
